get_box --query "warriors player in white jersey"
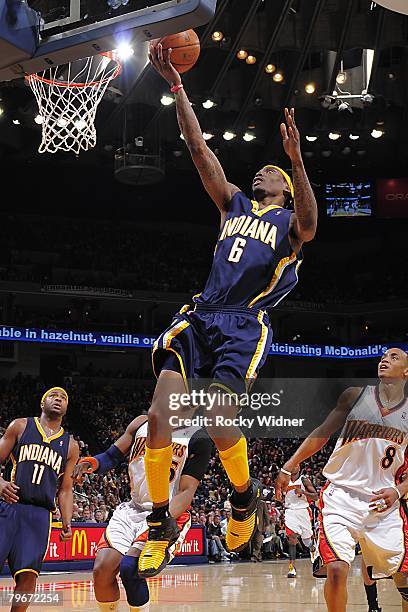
[74,415,212,612]
[275,348,408,612]
[284,464,318,577]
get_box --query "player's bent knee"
[120,555,149,607]
[93,552,118,585]
[327,561,349,584]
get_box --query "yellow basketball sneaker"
[138,513,180,578]
[225,478,261,553]
[287,563,297,578]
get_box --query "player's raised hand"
[274,470,290,501]
[0,477,19,503]
[148,42,181,87]
[280,108,302,163]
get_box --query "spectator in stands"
[207,516,230,562]
[94,509,105,523]
[82,507,93,522]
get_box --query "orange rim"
[24,52,122,88]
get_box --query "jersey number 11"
[32,463,45,485]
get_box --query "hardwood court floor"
[0,559,403,610]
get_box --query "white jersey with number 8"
[323,386,408,496]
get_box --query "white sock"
[129,604,150,611]
[96,601,120,611]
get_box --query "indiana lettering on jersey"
[340,419,405,447]
[130,437,187,462]
[18,443,63,474]
[219,215,277,249]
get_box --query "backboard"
[0,0,216,81]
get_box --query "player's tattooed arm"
[0,418,26,503]
[174,87,239,216]
[274,387,362,500]
[58,436,79,541]
[290,159,318,243]
[148,41,238,216]
[280,108,318,246]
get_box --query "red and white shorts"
[318,482,408,578]
[285,506,313,541]
[97,501,191,559]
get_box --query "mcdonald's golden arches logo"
[72,530,88,556]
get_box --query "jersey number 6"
[228,238,247,263]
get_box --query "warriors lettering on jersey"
[340,420,405,447]
[127,421,199,508]
[17,444,63,475]
[129,438,187,463]
[323,386,408,496]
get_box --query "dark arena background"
[0,0,408,610]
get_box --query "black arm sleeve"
[181,429,213,482]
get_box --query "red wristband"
[79,456,98,473]
[170,83,183,93]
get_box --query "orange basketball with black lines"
[159,29,200,74]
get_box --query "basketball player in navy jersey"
[138,42,318,578]
[0,387,79,611]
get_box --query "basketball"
[159,29,200,74]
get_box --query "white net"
[26,53,121,155]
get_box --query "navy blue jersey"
[7,417,70,511]
[194,192,302,310]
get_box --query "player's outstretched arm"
[274,386,362,501]
[280,108,318,246]
[0,418,26,503]
[149,42,239,216]
[58,437,79,541]
[72,415,147,482]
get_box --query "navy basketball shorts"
[152,303,273,395]
[0,501,52,578]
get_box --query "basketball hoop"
[25,52,122,155]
